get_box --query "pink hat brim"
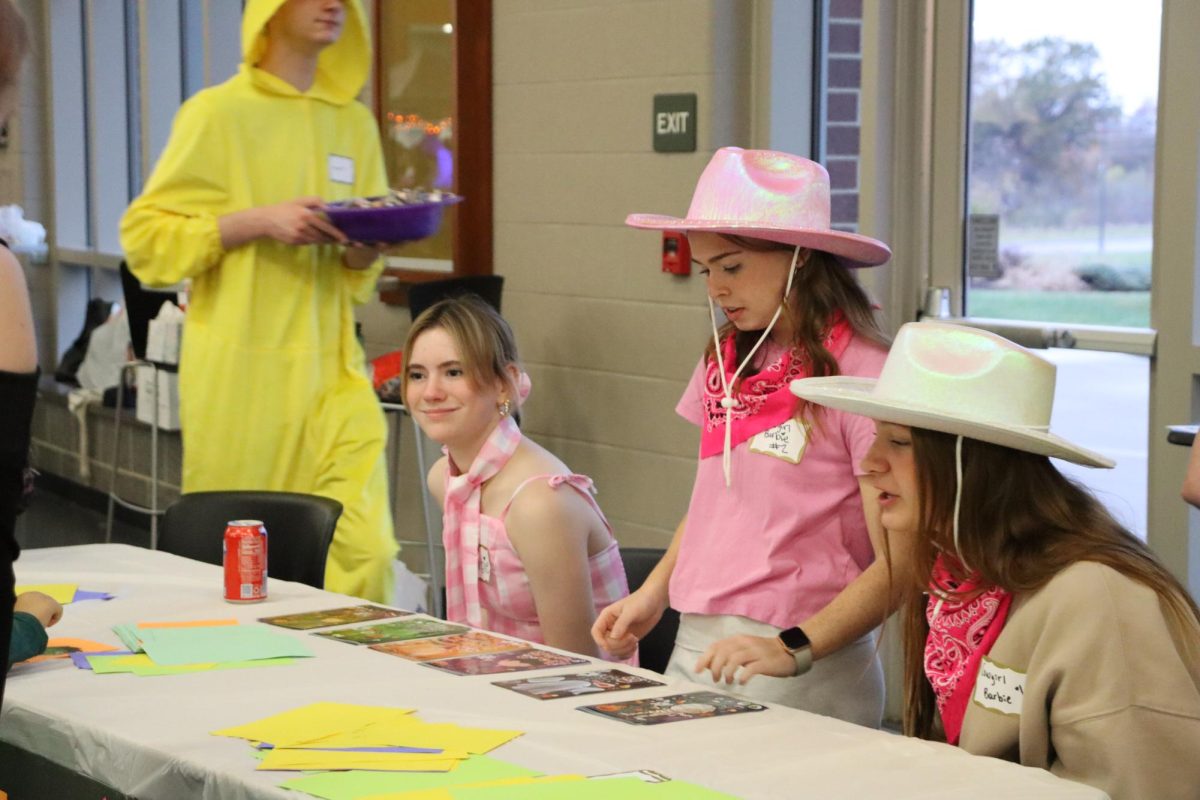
[626,213,891,269]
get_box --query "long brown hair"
[402,294,521,415]
[702,236,889,376]
[0,0,30,98]
[900,429,1200,738]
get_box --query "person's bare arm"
[505,482,601,657]
[0,248,36,373]
[218,196,347,250]
[1182,436,1200,508]
[590,515,686,658]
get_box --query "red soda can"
[223,520,268,602]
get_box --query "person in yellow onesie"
[120,0,397,601]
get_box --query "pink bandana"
[698,313,852,459]
[924,554,1013,745]
[442,415,522,626]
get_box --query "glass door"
[960,0,1162,538]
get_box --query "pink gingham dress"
[442,417,632,658]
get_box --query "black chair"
[408,275,504,320]
[619,547,681,674]
[161,491,342,590]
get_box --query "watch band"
[777,626,814,677]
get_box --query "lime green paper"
[137,624,313,665]
[87,653,296,676]
[280,755,539,800]
[442,778,739,799]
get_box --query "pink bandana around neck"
[442,415,522,626]
[698,313,852,459]
[924,554,1013,745]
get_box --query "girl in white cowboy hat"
[722,320,1199,798]
[593,147,911,726]
[404,295,631,659]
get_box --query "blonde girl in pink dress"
[403,296,630,659]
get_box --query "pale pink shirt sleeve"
[835,340,889,476]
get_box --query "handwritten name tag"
[328,154,355,185]
[749,418,808,463]
[973,655,1025,717]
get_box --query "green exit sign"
[653,94,697,153]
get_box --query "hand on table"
[591,587,665,660]
[695,633,797,685]
[14,591,63,629]
[258,197,348,246]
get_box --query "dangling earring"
[498,398,512,418]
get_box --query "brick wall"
[824,0,863,232]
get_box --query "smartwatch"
[777,626,813,676]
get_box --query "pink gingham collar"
[442,416,523,625]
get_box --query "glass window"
[377,1,457,273]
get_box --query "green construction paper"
[449,779,739,799]
[132,657,298,676]
[87,655,142,674]
[281,755,539,799]
[137,624,313,666]
[112,624,145,652]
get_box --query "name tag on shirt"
[479,546,493,584]
[328,154,355,185]
[973,655,1025,717]
[749,418,808,463]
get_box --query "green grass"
[968,289,1150,327]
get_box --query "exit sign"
[653,94,697,153]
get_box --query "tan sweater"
[958,561,1200,800]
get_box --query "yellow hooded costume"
[120,0,396,601]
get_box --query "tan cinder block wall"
[490,0,754,547]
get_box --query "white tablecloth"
[2,545,1106,800]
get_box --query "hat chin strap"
[932,435,972,623]
[708,245,802,487]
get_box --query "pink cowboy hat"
[626,147,890,268]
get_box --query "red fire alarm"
[661,230,691,276]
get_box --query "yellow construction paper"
[303,719,522,754]
[15,584,77,604]
[258,749,464,772]
[211,702,416,747]
[137,618,238,629]
[361,775,585,800]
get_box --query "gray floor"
[14,486,150,552]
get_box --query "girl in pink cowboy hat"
[593,147,909,726]
[404,295,631,659]
[760,321,1196,798]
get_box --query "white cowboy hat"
[790,321,1115,468]
[625,147,890,268]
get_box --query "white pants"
[665,613,884,729]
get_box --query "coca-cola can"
[223,520,268,602]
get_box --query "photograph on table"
[315,618,467,645]
[370,631,525,662]
[422,647,590,676]
[260,605,411,630]
[580,691,767,726]
[495,668,665,699]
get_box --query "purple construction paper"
[71,650,135,670]
[72,589,115,602]
[256,743,442,754]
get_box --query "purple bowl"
[323,195,463,244]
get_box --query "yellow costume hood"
[241,0,371,105]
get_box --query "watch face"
[779,626,810,652]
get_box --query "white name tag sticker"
[749,418,808,463]
[973,655,1025,717]
[328,154,355,185]
[479,546,492,584]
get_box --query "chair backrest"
[408,275,504,321]
[161,491,342,589]
[119,261,178,361]
[619,547,680,674]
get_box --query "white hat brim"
[625,214,891,269]
[791,376,1115,468]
